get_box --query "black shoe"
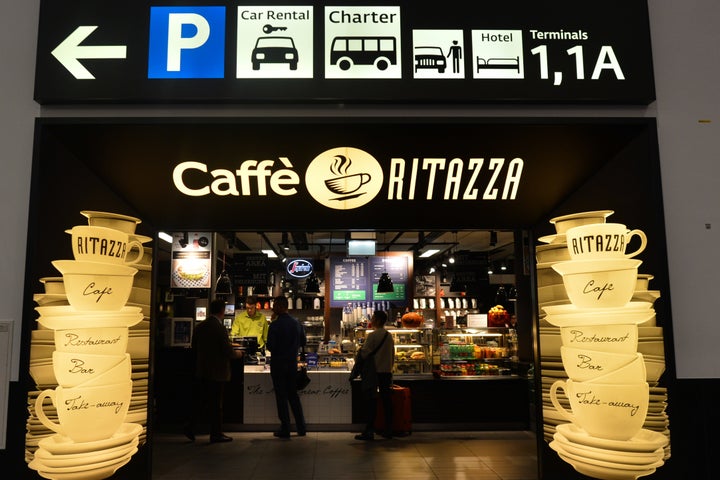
[273,430,291,438]
[210,434,232,443]
[297,430,307,437]
[183,427,195,442]
[354,433,374,441]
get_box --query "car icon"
[414,46,446,74]
[252,36,298,70]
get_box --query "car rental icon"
[252,36,298,70]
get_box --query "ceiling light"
[487,267,494,275]
[500,262,507,271]
[419,249,440,258]
[262,249,278,258]
[158,232,173,243]
[448,254,455,264]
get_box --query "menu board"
[370,256,407,302]
[329,255,408,307]
[330,257,369,304]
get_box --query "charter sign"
[171,147,524,211]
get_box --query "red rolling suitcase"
[374,385,412,436]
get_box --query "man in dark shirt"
[185,298,238,443]
[266,295,307,438]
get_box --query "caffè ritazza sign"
[172,146,523,211]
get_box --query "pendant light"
[449,232,465,293]
[376,232,394,293]
[305,234,321,293]
[254,233,269,295]
[449,276,466,293]
[305,274,320,293]
[215,250,233,296]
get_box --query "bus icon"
[329,36,397,71]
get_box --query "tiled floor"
[152,431,538,480]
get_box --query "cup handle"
[124,240,144,265]
[624,229,648,258]
[549,380,575,422]
[35,389,62,435]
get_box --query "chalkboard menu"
[329,255,409,307]
[231,254,270,290]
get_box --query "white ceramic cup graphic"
[52,351,129,387]
[549,379,649,441]
[35,381,132,443]
[52,260,137,311]
[560,324,639,354]
[552,259,641,309]
[54,327,129,355]
[70,225,144,265]
[560,346,641,382]
[566,223,647,260]
[585,353,647,385]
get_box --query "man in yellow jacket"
[231,295,269,349]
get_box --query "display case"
[438,328,517,377]
[354,327,433,376]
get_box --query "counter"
[243,366,352,425]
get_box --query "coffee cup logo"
[305,147,384,210]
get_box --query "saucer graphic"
[305,147,384,210]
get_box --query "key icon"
[263,24,287,34]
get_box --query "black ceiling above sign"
[34,0,655,105]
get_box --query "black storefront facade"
[6,0,698,478]
[15,117,676,480]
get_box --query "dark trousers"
[363,372,393,435]
[187,378,225,437]
[270,363,306,433]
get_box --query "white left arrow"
[51,26,127,80]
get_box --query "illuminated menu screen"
[329,255,408,307]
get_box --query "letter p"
[167,14,210,71]
[148,7,225,79]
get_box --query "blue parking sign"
[148,6,225,78]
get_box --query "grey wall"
[1,0,718,447]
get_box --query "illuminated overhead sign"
[35,0,655,103]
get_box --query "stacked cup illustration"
[542,217,669,479]
[29,212,146,480]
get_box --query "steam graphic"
[330,155,352,176]
[324,154,371,201]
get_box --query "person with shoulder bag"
[351,310,394,441]
[266,295,307,438]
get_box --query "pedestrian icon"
[447,40,462,74]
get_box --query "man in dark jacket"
[185,298,238,443]
[266,295,307,438]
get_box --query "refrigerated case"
[438,328,517,377]
[354,327,433,376]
